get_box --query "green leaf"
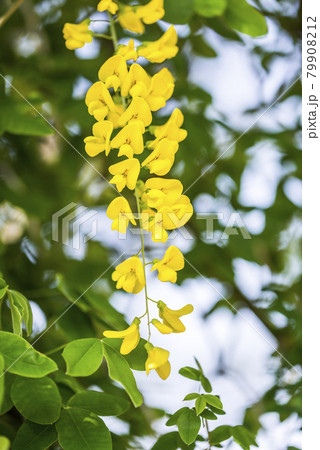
[200,409,217,420]
[210,425,232,445]
[11,377,62,424]
[62,338,103,377]
[0,279,8,300]
[0,331,57,377]
[203,394,223,409]
[179,367,201,381]
[166,407,190,426]
[163,0,194,24]
[68,391,130,416]
[191,35,217,57]
[0,98,53,137]
[183,393,200,401]
[8,290,33,336]
[224,0,268,37]
[207,404,226,415]
[0,354,4,411]
[103,342,143,407]
[12,422,57,450]
[231,426,258,450]
[56,407,112,450]
[177,408,201,445]
[151,431,194,450]
[194,0,227,17]
[8,291,22,336]
[0,373,14,415]
[103,337,147,371]
[200,374,212,392]
[195,396,206,415]
[0,436,10,450]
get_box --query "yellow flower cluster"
[64,0,193,381]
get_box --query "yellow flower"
[107,103,125,129]
[106,197,136,233]
[97,0,118,14]
[62,20,93,50]
[145,343,171,380]
[145,68,175,111]
[118,97,152,130]
[120,63,150,98]
[155,300,193,333]
[85,81,115,121]
[118,5,145,34]
[138,25,178,63]
[160,195,193,230]
[109,158,140,191]
[154,108,185,136]
[117,39,138,62]
[143,178,183,209]
[84,121,113,157]
[137,0,164,24]
[151,245,184,283]
[144,211,168,243]
[112,256,145,293]
[142,138,178,176]
[111,123,144,158]
[103,318,140,355]
[118,0,164,34]
[98,55,128,91]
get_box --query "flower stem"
[135,187,151,341]
[0,0,25,28]
[93,33,113,40]
[108,12,118,52]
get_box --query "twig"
[0,0,25,28]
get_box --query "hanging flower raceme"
[138,25,178,63]
[112,256,145,294]
[145,342,171,380]
[64,0,194,382]
[63,20,93,50]
[103,318,140,354]
[84,121,113,157]
[152,301,193,334]
[109,158,140,191]
[151,245,184,283]
[106,197,136,233]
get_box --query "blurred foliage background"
[0,0,301,448]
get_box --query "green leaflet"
[68,391,130,416]
[177,408,201,445]
[11,377,62,425]
[0,331,57,377]
[62,338,104,377]
[12,422,57,450]
[55,407,112,450]
[103,342,143,407]
[224,0,268,37]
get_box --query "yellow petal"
[151,319,173,334]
